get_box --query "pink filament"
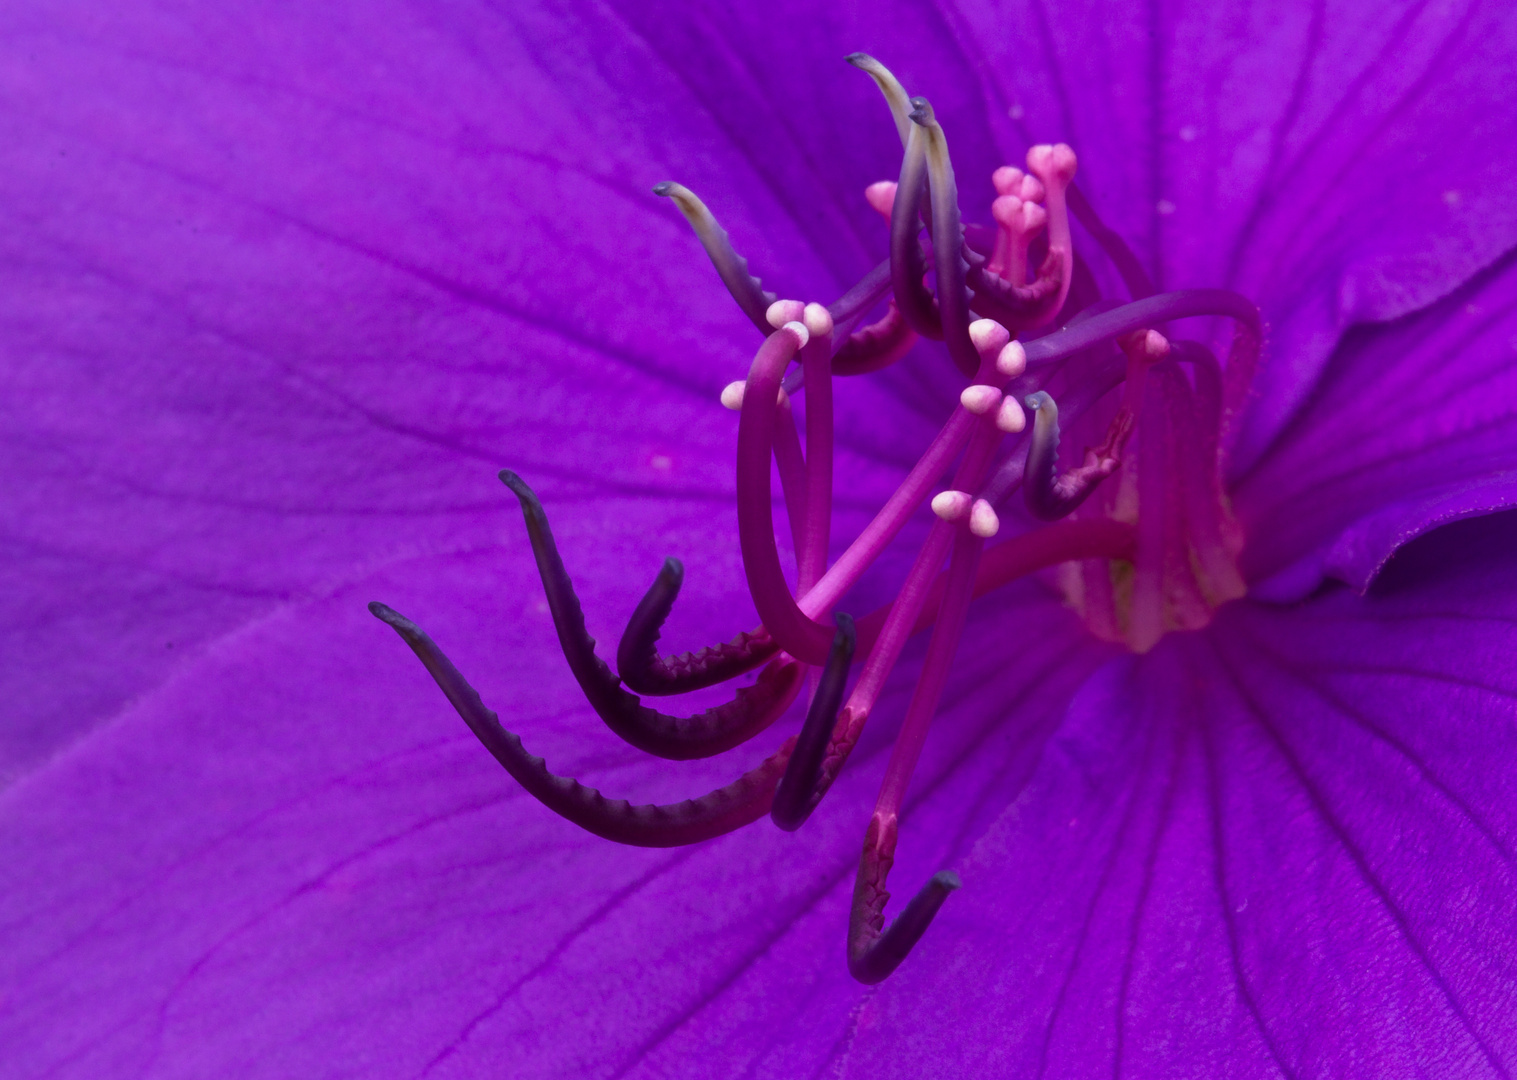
[800,325,834,594]
[772,399,808,559]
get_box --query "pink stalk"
[736,322,835,665]
[798,407,975,619]
[799,306,835,594]
[771,396,809,560]
[873,522,985,819]
[1025,144,1078,324]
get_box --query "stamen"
[1023,143,1078,322]
[1021,391,1121,521]
[369,602,795,847]
[832,301,917,375]
[931,490,972,520]
[1019,289,1259,368]
[959,384,1003,415]
[799,302,836,594]
[995,396,1026,433]
[736,324,837,664]
[865,180,897,220]
[848,517,985,983]
[771,613,856,831]
[997,340,1027,377]
[653,182,775,334]
[616,558,779,696]
[849,814,961,983]
[912,97,979,378]
[889,114,942,340]
[766,299,807,329]
[969,498,999,538]
[846,53,914,149]
[501,470,804,759]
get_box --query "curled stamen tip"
[651,181,677,197]
[992,166,1024,196]
[803,302,834,338]
[865,180,897,220]
[996,341,1027,377]
[931,490,972,521]
[844,51,872,66]
[367,600,406,627]
[996,396,1027,433]
[1025,390,1054,412]
[907,96,936,125]
[781,320,810,348]
[766,299,806,329]
[934,870,963,891]
[968,318,1011,356]
[969,499,1000,538]
[1026,143,1078,184]
[959,383,1003,415]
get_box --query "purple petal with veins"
[3,2,1517,1077]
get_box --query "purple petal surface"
[0,541,1104,1078]
[844,513,1517,1077]
[1237,249,1517,596]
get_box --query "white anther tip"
[720,381,746,410]
[766,299,805,329]
[968,318,1011,355]
[1026,143,1077,183]
[960,384,1003,416]
[803,302,833,338]
[865,180,897,217]
[992,165,1024,196]
[996,396,1027,433]
[1143,329,1170,359]
[969,499,1000,538]
[996,341,1027,378]
[781,320,810,348]
[930,490,972,521]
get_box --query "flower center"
[370,51,1261,990]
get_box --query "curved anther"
[369,602,793,847]
[771,613,856,832]
[832,300,918,375]
[616,557,780,696]
[845,53,913,148]
[653,182,776,334]
[848,814,960,984]
[1019,289,1260,370]
[736,328,839,665]
[911,97,979,379]
[827,256,893,329]
[1022,391,1122,521]
[889,116,942,340]
[502,470,804,759]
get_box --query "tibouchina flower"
[4,3,1517,1077]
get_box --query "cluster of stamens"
[371,53,1260,983]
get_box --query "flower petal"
[947,0,1517,467]
[1,521,1104,1077]
[843,513,1517,1077]
[1236,248,1517,597]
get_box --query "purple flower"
[4,2,1517,1076]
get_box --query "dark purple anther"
[368,602,794,847]
[502,470,804,759]
[888,116,942,340]
[653,181,775,334]
[848,815,961,984]
[616,557,778,697]
[771,612,856,832]
[911,97,979,379]
[1021,391,1121,521]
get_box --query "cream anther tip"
[1143,329,1170,359]
[766,299,805,329]
[781,320,810,348]
[992,165,1024,196]
[803,302,834,337]
[996,341,1027,377]
[720,381,746,410]
[930,490,972,521]
[968,318,1011,354]
[865,180,897,215]
[1026,143,1078,183]
[969,499,1000,538]
[960,384,1003,415]
[996,396,1027,433]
